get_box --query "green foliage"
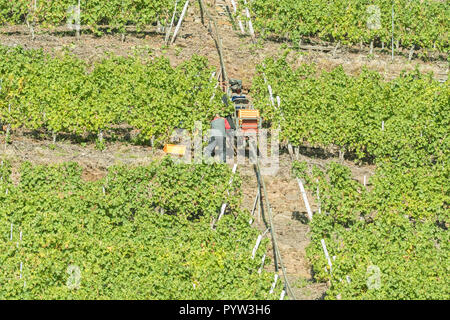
[0,158,281,299]
[246,0,449,55]
[284,48,449,299]
[0,45,231,145]
[253,56,449,165]
[293,160,449,300]
[0,0,180,35]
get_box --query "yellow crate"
[163,144,186,156]
[238,109,260,119]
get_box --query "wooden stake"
[257,178,261,223]
[251,189,260,216]
[198,0,205,25]
[200,0,228,83]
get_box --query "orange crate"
[238,110,260,133]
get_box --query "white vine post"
[391,4,394,62]
[297,177,313,221]
[28,0,38,41]
[258,254,266,274]
[171,0,190,45]
[66,264,82,289]
[321,239,333,272]
[251,235,263,259]
[316,181,321,213]
[230,0,245,34]
[67,0,81,40]
[214,163,238,226]
[252,228,269,259]
[77,0,81,39]
[267,84,275,107]
[33,0,37,40]
[5,103,11,146]
[165,0,179,45]
[366,265,381,290]
[243,0,256,42]
[366,5,381,55]
[269,274,278,294]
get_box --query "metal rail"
[254,161,296,300]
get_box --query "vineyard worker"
[204,113,233,163]
[221,94,236,132]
